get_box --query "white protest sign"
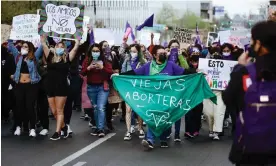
[218,30,231,45]
[80,16,90,44]
[198,58,238,90]
[9,14,40,47]
[138,32,160,47]
[43,3,81,35]
[173,27,192,44]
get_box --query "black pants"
[64,75,82,124]
[106,103,119,127]
[84,108,96,125]
[121,102,126,119]
[37,80,49,129]
[224,106,237,134]
[71,75,82,110]
[14,83,38,129]
[185,103,203,133]
[1,84,12,120]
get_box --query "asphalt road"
[1,111,234,166]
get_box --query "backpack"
[235,63,276,154]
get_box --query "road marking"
[52,133,116,166]
[73,162,87,166]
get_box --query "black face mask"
[158,53,167,63]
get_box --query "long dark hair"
[129,44,146,64]
[86,43,104,64]
[99,40,108,50]
[23,41,35,61]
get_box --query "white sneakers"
[124,132,132,141]
[67,125,73,134]
[139,130,145,139]
[29,129,36,137]
[14,126,21,136]
[130,125,135,134]
[39,129,49,136]
[213,133,220,140]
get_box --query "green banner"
[112,73,216,136]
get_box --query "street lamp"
[213,24,217,32]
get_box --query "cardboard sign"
[39,1,84,40]
[173,27,192,44]
[198,58,238,90]
[80,16,90,44]
[9,14,40,47]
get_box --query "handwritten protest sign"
[198,58,238,90]
[39,1,84,40]
[112,74,216,136]
[9,14,40,47]
[173,27,192,44]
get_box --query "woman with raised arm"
[8,40,43,137]
[41,35,80,141]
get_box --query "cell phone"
[169,48,178,62]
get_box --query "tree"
[1,1,42,24]
[156,3,178,26]
[177,11,209,29]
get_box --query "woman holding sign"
[116,45,196,150]
[40,35,80,141]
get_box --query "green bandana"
[149,60,167,75]
[112,74,216,136]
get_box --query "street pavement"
[2,111,234,166]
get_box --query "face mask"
[21,49,28,55]
[158,53,167,63]
[55,48,65,56]
[130,53,138,60]
[192,62,198,69]
[222,52,231,57]
[91,52,100,60]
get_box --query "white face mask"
[222,52,231,56]
[21,49,28,55]
[130,53,138,60]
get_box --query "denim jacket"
[8,40,43,84]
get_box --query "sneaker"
[98,130,105,138]
[139,130,145,139]
[61,130,64,136]
[184,132,194,139]
[124,132,132,141]
[223,121,229,128]
[67,125,73,135]
[39,129,49,136]
[84,114,90,121]
[50,132,60,141]
[201,115,206,121]
[14,126,21,136]
[80,114,85,119]
[174,135,181,142]
[90,128,99,136]
[142,122,146,126]
[213,132,220,140]
[62,125,69,138]
[209,131,214,138]
[160,141,169,148]
[29,129,36,137]
[142,139,154,150]
[166,132,172,139]
[193,131,199,137]
[89,122,97,129]
[130,125,135,134]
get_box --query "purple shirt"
[134,61,184,76]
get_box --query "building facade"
[80,0,150,33]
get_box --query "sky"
[213,0,269,17]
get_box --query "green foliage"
[1,1,42,24]
[156,4,209,29]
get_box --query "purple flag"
[195,22,202,45]
[125,21,136,41]
[90,29,95,45]
[136,14,154,31]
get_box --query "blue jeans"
[175,119,181,136]
[146,128,171,145]
[87,84,109,130]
